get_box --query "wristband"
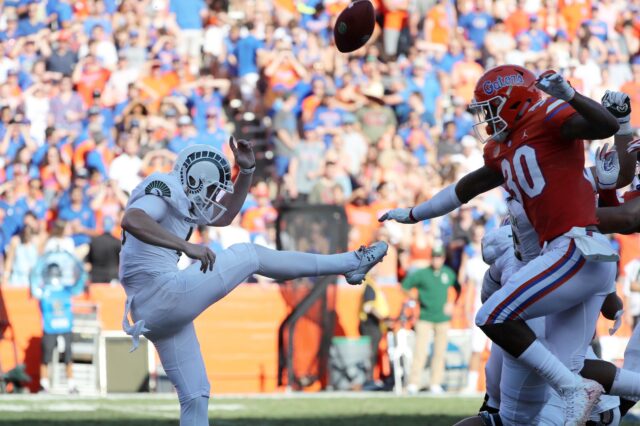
[617,121,632,136]
[239,164,256,175]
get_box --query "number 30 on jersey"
[501,146,546,203]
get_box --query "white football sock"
[611,368,640,398]
[517,340,579,391]
[253,245,359,280]
[624,324,640,372]
[40,377,50,390]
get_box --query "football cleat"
[559,377,603,426]
[344,241,388,285]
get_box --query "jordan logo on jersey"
[522,129,528,139]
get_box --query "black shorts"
[41,333,72,364]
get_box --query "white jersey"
[506,198,540,263]
[119,173,199,289]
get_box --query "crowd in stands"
[0,0,639,293]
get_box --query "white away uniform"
[120,173,367,426]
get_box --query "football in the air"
[334,0,375,53]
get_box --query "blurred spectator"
[458,225,489,393]
[403,243,460,394]
[286,123,325,202]
[44,220,75,253]
[621,64,640,130]
[87,217,121,284]
[272,93,299,177]
[241,182,277,241]
[3,211,43,287]
[359,272,390,384]
[168,115,199,153]
[72,54,110,107]
[49,76,84,135]
[356,81,397,144]
[109,136,142,194]
[57,186,98,258]
[30,248,86,394]
[44,32,78,77]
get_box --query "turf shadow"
[0,415,469,426]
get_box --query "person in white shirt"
[109,135,142,194]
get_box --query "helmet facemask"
[470,95,509,144]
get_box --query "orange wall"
[1,284,407,394]
[0,283,626,394]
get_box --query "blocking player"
[455,198,621,426]
[381,65,629,424]
[119,140,388,426]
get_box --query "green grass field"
[0,393,639,426]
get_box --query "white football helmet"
[172,144,234,224]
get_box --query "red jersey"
[483,97,597,244]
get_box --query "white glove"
[602,90,632,135]
[378,207,417,224]
[595,143,619,190]
[535,71,575,102]
[627,138,640,154]
[609,309,624,335]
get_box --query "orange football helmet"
[469,65,542,143]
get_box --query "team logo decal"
[145,180,171,197]
[179,151,231,195]
[441,274,450,285]
[482,74,525,96]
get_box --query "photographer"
[30,248,87,394]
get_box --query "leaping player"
[381,65,633,424]
[119,140,388,426]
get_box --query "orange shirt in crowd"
[621,80,640,129]
[40,163,71,193]
[301,95,322,123]
[560,0,592,40]
[383,6,408,32]
[269,62,301,91]
[452,60,485,104]
[241,206,277,233]
[76,68,111,106]
[141,71,180,113]
[425,4,450,45]
[505,8,530,37]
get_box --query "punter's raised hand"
[183,242,216,273]
[229,136,255,170]
[378,207,417,224]
[602,90,632,135]
[535,70,575,102]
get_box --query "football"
[333,0,375,53]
